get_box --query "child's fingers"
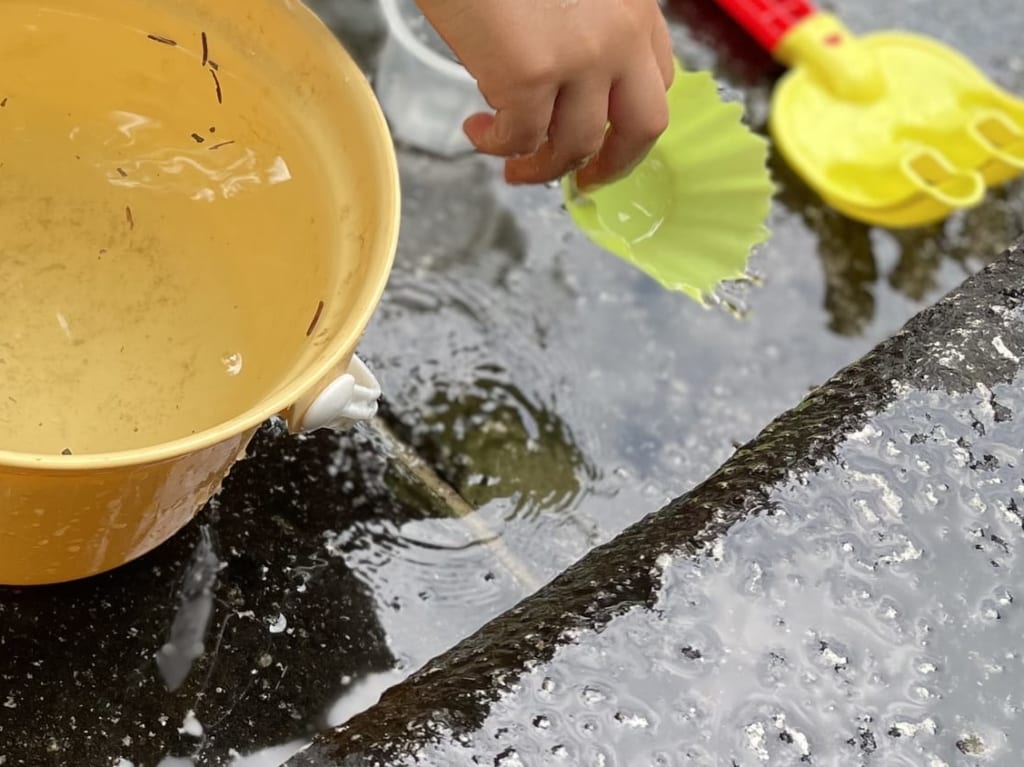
[505,80,611,184]
[576,59,669,190]
[462,89,557,157]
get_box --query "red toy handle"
[712,0,818,52]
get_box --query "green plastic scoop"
[563,61,774,303]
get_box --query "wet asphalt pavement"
[1,0,1023,765]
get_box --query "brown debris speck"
[208,140,235,151]
[306,301,325,337]
[190,132,205,144]
[147,34,177,46]
[211,69,222,104]
[0,97,7,108]
[116,167,127,177]
[61,448,73,456]
[201,31,209,66]
[126,205,135,230]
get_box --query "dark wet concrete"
[292,241,1024,765]
[2,0,1023,765]
[0,428,393,765]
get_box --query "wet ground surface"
[292,243,1024,766]
[2,0,1024,765]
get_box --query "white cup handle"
[292,354,382,433]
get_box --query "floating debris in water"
[146,33,177,46]
[210,69,222,104]
[306,300,325,337]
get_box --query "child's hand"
[416,0,674,189]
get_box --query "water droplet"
[614,711,649,728]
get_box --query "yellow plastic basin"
[0,0,399,585]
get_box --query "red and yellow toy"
[715,0,1024,227]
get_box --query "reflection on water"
[326,669,409,727]
[411,373,595,521]
[226,740,306,766]
[770,149,1024,336]
[369,150,600,533]
[664,0,1024,338]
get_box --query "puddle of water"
[338,2,1024,753]
[364,139,1022,582]
[319,510,531,665]
[386,366,1024,765]
[396,373,596,521]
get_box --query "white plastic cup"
[375,0,490,157]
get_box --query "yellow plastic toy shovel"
[714,0,1024,228]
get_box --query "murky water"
[0,0,344,454]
